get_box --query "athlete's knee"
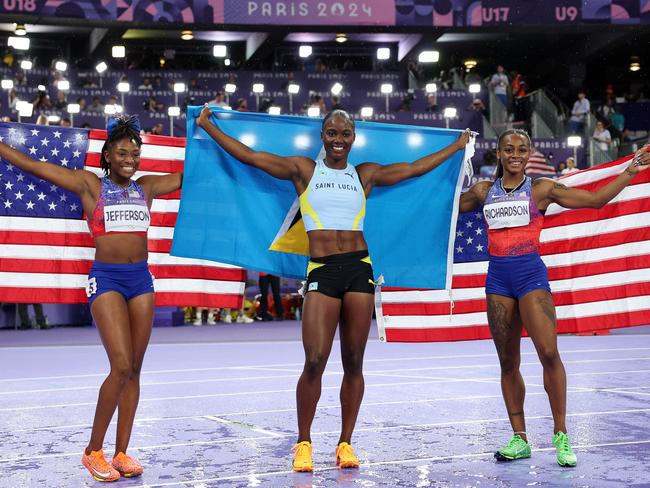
[303,352,328,379]
[537,347,561,369]
[110,359,133,384]
[497,352,520,375]
[341,350,364,376]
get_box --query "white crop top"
[299,159,366,232]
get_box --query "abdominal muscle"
[94,233,149,263]
[307,230,368,258]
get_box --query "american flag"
[525,147,557,177]
[0,122,245,307]
[378,155,650,342]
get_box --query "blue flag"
[172,107,468,289]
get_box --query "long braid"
[495,129,531,179]
[100,115,142,176]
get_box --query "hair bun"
[106,115,142,137]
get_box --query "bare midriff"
[94,234,149,263]
[307,230,368,258]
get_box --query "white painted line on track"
[202,415,284,438]
[2,346,648,383]
[135,439,650,487]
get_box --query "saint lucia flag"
[172,106,472,290]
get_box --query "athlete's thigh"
[301,292,341,355]
[518,289,558,352]
[91,292,133,365]
[339,292,374,355]
[126,292,155,365]
[487,294,523,360]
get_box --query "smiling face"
[105,137,141,181]
[321,115,355,164]
[497,133,530,177]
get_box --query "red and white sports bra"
[87,177,150,238]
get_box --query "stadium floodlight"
[213,44,227,57]
[1,79,13,90]
[16,100,33,117]
[222,105,232,110]
[443,106,457,128]
[469,83,481,94]
[112,45,125,58]
[567,135,582,161]
[299,45,312,58]
[117,82,130,93]
[14,24,27,36]
[224,58,231,66]
[418,51,440,63]
[104,104,117,115]
[54,60,67,72]
[67,103,80,114]
[425,83,437,94]
[168,106,181,117]
[331,82,343,96]
[57,80,70,91]
[252,83,264,93]
[8,36,30,50]
[268,106,281,115]
[95,61,108,73]
[377,48,391,60]
[173,82,186,93]
[20,60,32,70]
[37,84,46,92]
[360,106,374,118]
[47,115,61,123]
[307,107,320,117]
[380,83,393,94]
[288,83,300,94]
[225,83,237,93]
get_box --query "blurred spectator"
[61,117,72,128]
[138,77,153,90]
[592,120,611,151]
[397,92,414,112]
[207,91,227,108]
[80,77,97,89]
[36,114,48,125]
[309,94,326,113]
[330,96,344,111]
[193,307,218,326]
[143,95,159,112]
[407,59,423,90]
[569,90,590,134]
[236,98,249,111]
[257,273,284,321]
[80,122,92,129]
[13,71,26,86]
[467,98,486,114]
[54,91,67,110]
[259,97,274,113]
[32,92,52,110]
[88,96,104,112]
[150,123,164,135]
[426,93,438,113]
[556,162,567,175]
[153,75,163,89]
[18,303,47,329]
[76,97,87,111]
[489,65,509,108]
[315,58,329,73]
[561,157,579,175]
[189,78,200,90]
[8,89,17,111]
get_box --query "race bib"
[483,196,530,229]
[104,203,150,233]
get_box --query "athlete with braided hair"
[0,116,183,482]
[459,129,650,467]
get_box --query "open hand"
[629,144,650,174]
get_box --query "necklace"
[500,175,526,195]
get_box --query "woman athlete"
[459,129,649,467]
[197,106,470,471]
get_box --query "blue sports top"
[299,159,366,232]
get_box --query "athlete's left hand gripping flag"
[172,106,472,290]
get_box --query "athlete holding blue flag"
[197,106,470,472]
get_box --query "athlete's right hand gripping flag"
[172,107,472,291]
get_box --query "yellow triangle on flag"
[269,198,310,256]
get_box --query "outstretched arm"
[0,141,97,196]
[196,105,304,181]
[138,172,183,201]
[359,130,471,189]
[459,180,492,213]
[541,146,650,209]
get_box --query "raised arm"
[358,130,471,189]
[196,105,305,181]
[539,146,650,210]
[0,140,97,196]
[137,172,183,201]
[459,180,492,212]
